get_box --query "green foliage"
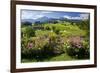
[21,22,32,27]
[78,20,90,30]
[21,21,90,62]
[35,30,56,37]
[65,39,90,59]
[21,26,35,38]
[45,26,51,30]
[82,40,89,49]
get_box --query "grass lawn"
[21,53,76,63]
[44,53,76,61]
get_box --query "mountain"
[21,16,83,24]
[35,16,49,22]
[21,19,35,23]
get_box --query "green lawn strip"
[21,53,76,63]
[43,53,75,61]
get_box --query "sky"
[21,9,90,20]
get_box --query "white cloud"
[71,17,82,20]
[79,14,89,20]
[64,15,81,20]
[64,13,89,20]
[64,15,71,19]
[41,11,53,14]
[33,15,44,20]
[21,10,45,19]
[21,11,37,19]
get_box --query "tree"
[45,26,51,30]
[22,22,32,27]
[21,26,35,38]
[78,20,90,30]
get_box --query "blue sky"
[21,9,90,20]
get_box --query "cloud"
[41,11,53,14]
[64,15,81,20]
[33,15,44,19]
[79,14,89,20]
[64,13,89,20]
[21,10,36,19]
[22,10,89,20]
[32,11,54,19]
[71,17,82,20]
[22,10,53,19]
[63,15,71,19]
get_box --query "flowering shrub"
[65,36,90,59]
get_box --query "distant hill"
[21,16,83,24]
[21,19,35,23]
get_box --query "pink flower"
[27,42,33,49]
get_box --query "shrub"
[21,26,35,38]
[65,36,90,59]
[45,26,51,30]
[22,21,32,27]
[54,29,60,34]
[21,47,43,60]
[66,46,89,59]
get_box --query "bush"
[55,29,60,34]
[21,26,35,38]
[66,46,89,59]
[65,36,90,59]
[22,22,32,27]
[21,47,43,60]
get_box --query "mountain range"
[21,16,83,24]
